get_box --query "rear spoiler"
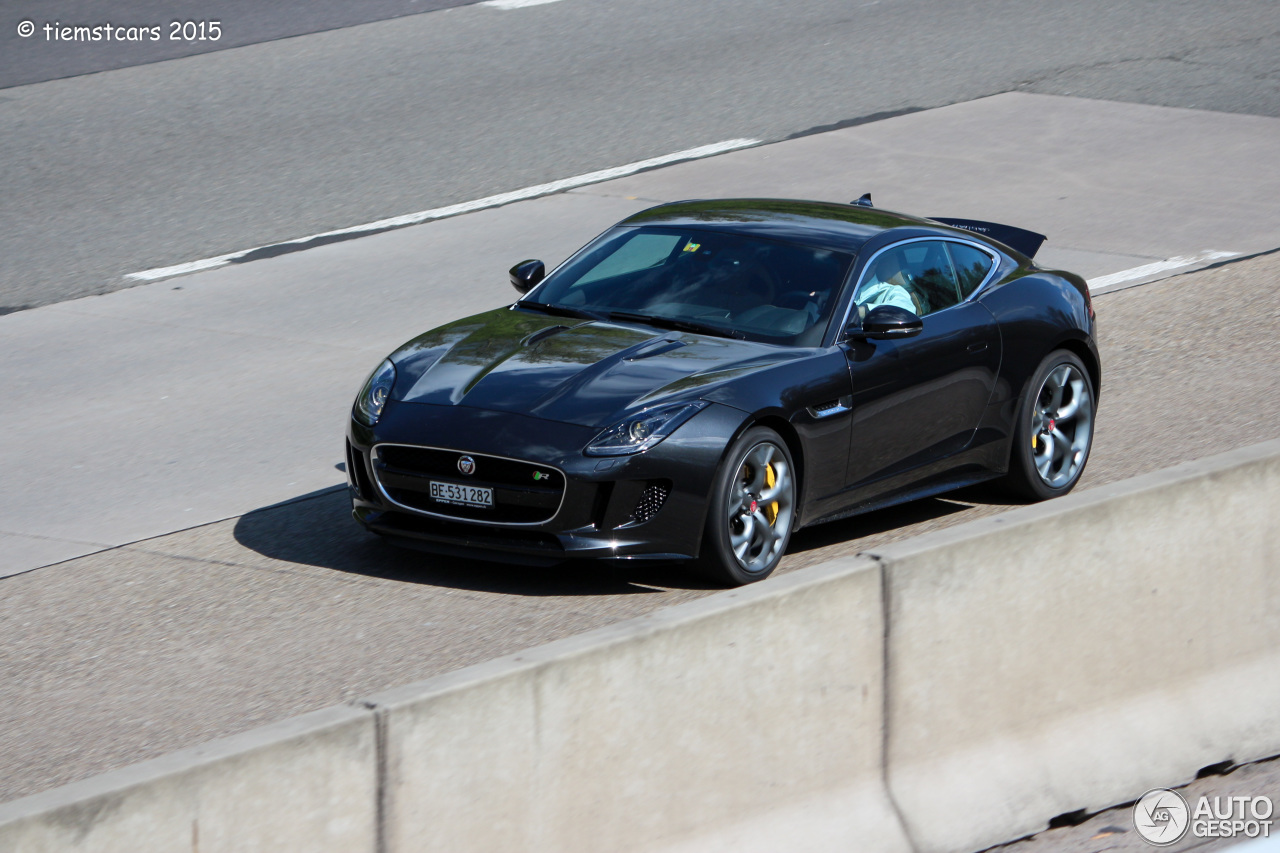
[930,217,1047,260]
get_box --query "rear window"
[947,242,996,297]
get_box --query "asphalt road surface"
[2,0,1278,311]
[2,251,1277,806]
[0,0,474,88]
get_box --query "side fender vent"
[807,397,852,419]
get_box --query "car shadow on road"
[232,486,719,596]
[786,482,1023,556]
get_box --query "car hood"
[389,307,801,428]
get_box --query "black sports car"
[346,198,1098,585]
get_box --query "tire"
[1004,349,1096,500]
[695,426,797,586]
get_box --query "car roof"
[619,198,939,254]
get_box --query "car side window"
[946,242,996,298]
[856,241,961,317]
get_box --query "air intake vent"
[346,440,376,500]
[629,481,671,524]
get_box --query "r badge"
[457,455,476,476]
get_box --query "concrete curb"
[0,704,377,853]
[367,554,905,853]
[1,439,1276,852]
[874,439,1280,853]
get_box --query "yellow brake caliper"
[765,464,779,525]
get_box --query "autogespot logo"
[1134,788,1190,846]
[1135,788,1275,845]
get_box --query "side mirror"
[509,259,545,294]
[846,304,923,340]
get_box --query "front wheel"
[1005,350,1096,500]
[696,427,797,586]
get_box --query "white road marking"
[125,138,762,283]
[1087,250,1238,290]
[482,0,566,7]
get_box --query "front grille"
[372,444,564,525]
[629,481,671,524]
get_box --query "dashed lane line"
[124,138,761,283]
[481,0,568,8]
[1088,250,1239,291]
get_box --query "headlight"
[353,358,396,426]
[586,401,709,456]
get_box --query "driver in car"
[856,252,917,313]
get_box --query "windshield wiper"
[515,301,608,322]
[606,311,745,340]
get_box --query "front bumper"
[346,400,748,564]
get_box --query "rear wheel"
[1005,350,1095,500]
[696,427,797,586]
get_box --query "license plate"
[429,481,493,508]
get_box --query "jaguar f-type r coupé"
[346,198,1098,585]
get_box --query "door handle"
[966,342,988,353]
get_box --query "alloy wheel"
[1031,362,1093,488]
[725,442,795,572]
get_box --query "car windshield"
[521,226,853,347]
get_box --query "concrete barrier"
[368,556,908,853]
[0,705,377,853]
[877,439,1280,853]
[1,438,1276,853]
